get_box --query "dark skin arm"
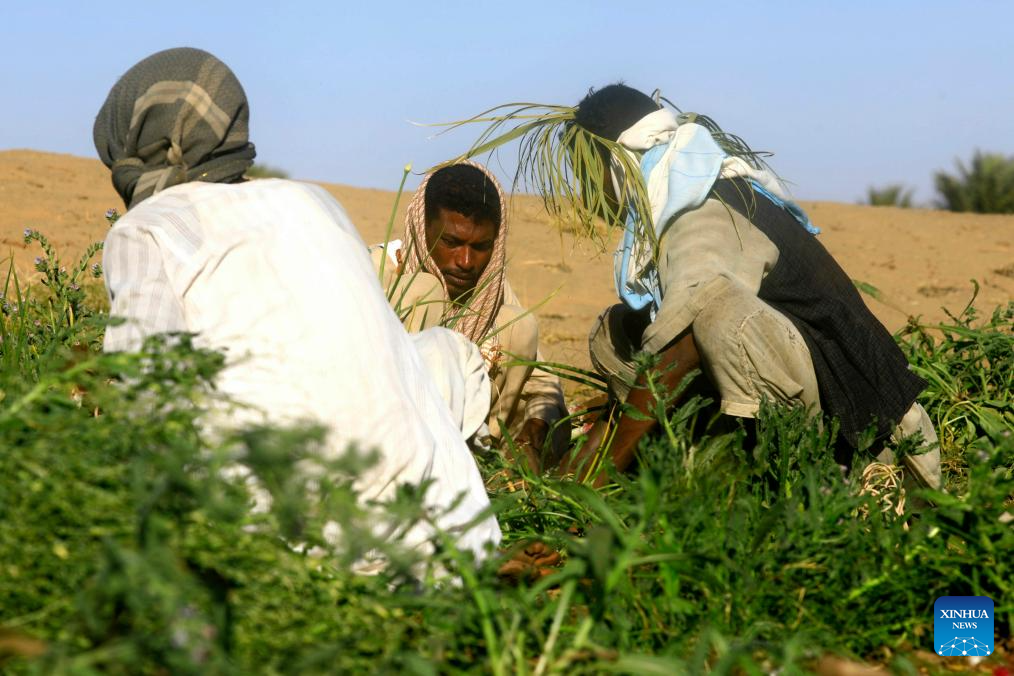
[557,329,701,486]
[514,414,574,475]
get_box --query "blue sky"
[1,1,1011,204]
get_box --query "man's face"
[425,207,497,300]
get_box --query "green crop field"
[1,226,1011,675]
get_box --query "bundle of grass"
[428,90,774,250]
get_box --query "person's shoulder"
[233,178,332,203]
[280,180,354,219]
[501,279,523,307]
[133,179,341,212]
[664,197,756,240]
[108,183,206,234]
[236,180,358,231]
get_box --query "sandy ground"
[3,149,1012,380]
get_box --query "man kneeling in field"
[94,47,502,565]
[372,162,568,473]
[555,84,941,489]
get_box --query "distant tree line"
[245,163,290,179]
[867,150,1014,213]
[867,184,913,208]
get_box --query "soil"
[3,148,1012,381]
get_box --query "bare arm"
[520,357,566,424]
[557,330,700,485]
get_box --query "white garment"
[410,328,491,440]
[102,179,501,562]
[375,238,404,267]
[615,109,791,217]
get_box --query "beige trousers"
[589,291,941,488]
[590,287,820,417]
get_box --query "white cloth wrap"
[612,109,792,286]
[104,179,501,564]
[410,328,491,441]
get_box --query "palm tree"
[934,151,1014,214]
[866,184,913,208]
[245,164,290,179]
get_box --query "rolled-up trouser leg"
[876,402,942,489]
[691,288,821,419]
[588,304,647,402]
[590,293,820,420]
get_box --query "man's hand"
[510,417,549,474]
[496,540,562,584]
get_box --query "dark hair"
[424,164,501,227]
[573,83,661,141]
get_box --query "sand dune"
[3,149,1012,378]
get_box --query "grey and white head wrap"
[93,47,256,208]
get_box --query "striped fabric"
[94,48,256,209]
[401,161,508,366]
[103,221,187,352]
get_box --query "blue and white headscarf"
[610,109,819,314]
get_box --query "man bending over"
[557,84,940,490]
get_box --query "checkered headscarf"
[94,47,256,208]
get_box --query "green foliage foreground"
[1,233,1012,675]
